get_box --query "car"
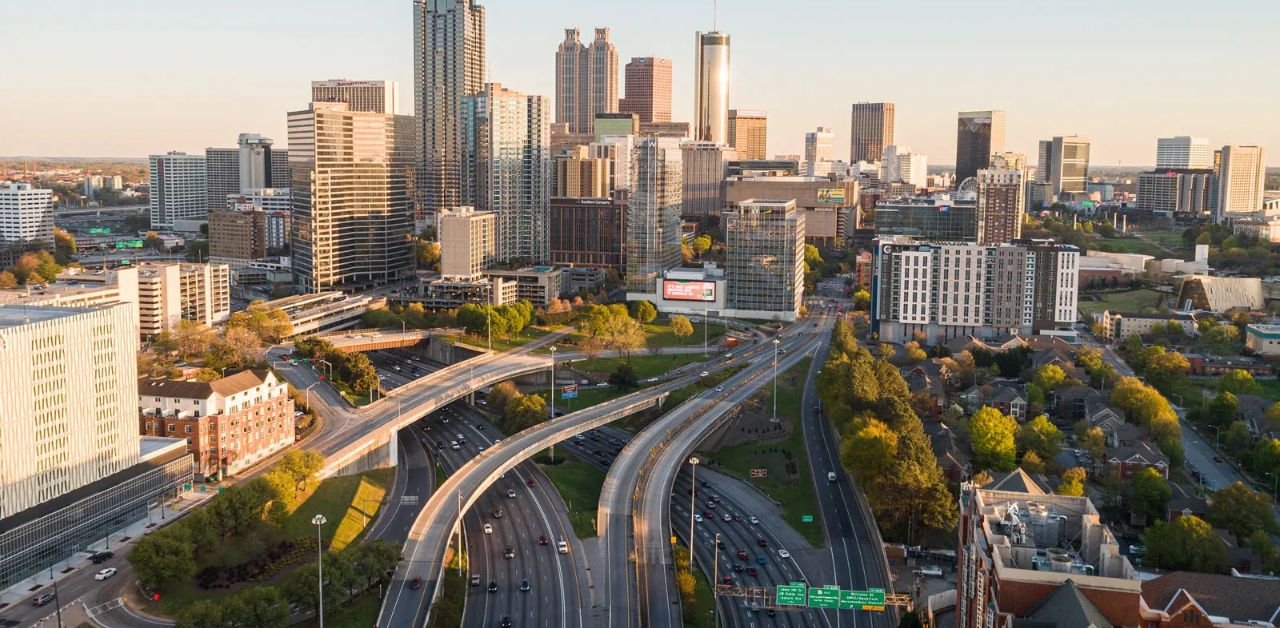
[500,617,512,628]
[722,513,733,523]
[450,441,460,450]
[733,515,743,522]
[748,516,759,525]
[32,592,55,607]
[725,352,734,358]
[94,567,117,580]
[527,479,537,487]
[700,371,710,377]
[732,564,744,573]
[520,579,531,592]
[478,445,487,453]
[409,576,422,589]
[756,537,768,547]
[1213,455,1224,463]
[777,549,791,559]
[441,416,450,423]
[827,471,838,482]
[712,495,721,503]
[90,551,114,564]
[491,508,504,519]
[715,386,724,392]
[557,540,570,554]
[722,575,734,585]
[756,555,767,565]
[483,524,493,534]
[471,575,481,587]
[1129,544,1146,555]
[706,501,717,509]
[504,547,515,559]
[476,424,486,431]
[539,535,549,545]
[703,510,714,518]
[746,567,758,577]
[507,488,517,498]
[736,549,749,560]
[488,580,499,593]
[693,514,703,522]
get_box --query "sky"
[3,0,1277,166]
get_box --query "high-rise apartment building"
[149,151,207,229]
[693,31,730,144]
[626,137,683,294]
[976,167,1025,245]
[0,182,54,245]
[727,109,767,160]
[1137,169,1214,215]
[1156,135,1211,169]
[871,236,1078,343]
[414,0,485,215]
[619,57,672,124]
[849,102,895,164]
[589,134,635,192]
[210,189,292,264]
[0,304,140,519]
[803,127,834,176]
[205,148,240,213]
[205,134,289,213]
[310,79,398,114]
[1037,136,1090,196]
[681,141,734,218]
[438,206,496,281]
[550,193,627,270]
[555,28,618,134]
[955,110,1006,184]
[462,83,551,264]
[724,199,805,321]
[554,146,611,198]
[1216,145,1266,220]
[289,101,415,292]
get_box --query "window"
[167,424,175,433]
[185,425,192,434]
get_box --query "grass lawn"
[445,327,550,353]
[685,568,716,628]
[568,353,707,380]
[1089,237,1166,257]
[1139,229,1193,254]
[425,548,468,628]
[707,359,825,547]
[1254,379,1280,402]
[538,459,606,537]
[297,590,382,628]
[643,320,725,348]
[1077,288,1168,317]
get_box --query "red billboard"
[662,280,716,302]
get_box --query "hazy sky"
[3,0,1276,166]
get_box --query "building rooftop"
[139,369,273,401]
[141,436,188,462]
[0,305,97,329]
[1141,571,1280,625]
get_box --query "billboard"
[817,188,846,204]
[662,280,716,302]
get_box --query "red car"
[746,567,758,577]
[409,576,422,590]
[539,535,549,546]
[722,575,734,585]
[736,549,749,561]
[527,479,537,487]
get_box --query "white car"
[777,549,791,559]
[748,516,759,525]
[557,540,570,554]
[507,488,517,498]
[700,371,710,377]
[693,514,703,522]
[483,524,493,534]
[94,567,117,580]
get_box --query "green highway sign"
[801,514,814,523]
[840,588,887,610]
[808,586,839,609]
[775,583,806,606]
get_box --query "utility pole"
[771,338,781,422]
[311,514,327,628]
[688,456,699,574]
[712,532,721,628]
[549,346,557,462]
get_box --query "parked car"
[89,551,114,564]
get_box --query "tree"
[222,586,289,628]
[1033,364,1067,391]
[840,419,898,484]
[1218,369,1261,395]
[227,301,293,343]
[690,234,712,257]
[1017,415,1064,460]
[1143,515,1228,573]
[1081,426,1106,460]
[169,320,216,360]
[505,393,548,431]
[969,406,1018,472]
[176,600,225,628]
[1130,467,1172,521]
[1075,347,1114,386]
[1265,403,1280,433]
[1207,482,1278,543]
[487,381,522,416]
[853,289,871,311]
[970,469,993,487]
[53,228,77,264]
[902,341,927,364]
[609,363,638,389]
[1144,350,1189,394]
[1057,467,1086,497]
[1020,450,1046,474]
[630,300,658,324]
[1224,421,1253,454]
[0,271,15,289]
[417,240,441,269]
[670,315,694,339]
[1206,391,1239,429]
[222,326,265,365]
[129,526,196,587]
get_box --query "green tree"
[670,315,694,339]
[176,600,225,628]
[417,240,441,269]
[1057,467,1086,497]
[1074,347,1114,385]
[1033,364,1067,391]
[53,228,77,264]
[1207,482,1279,542]
[222,586,289,628]
[1224,421,1253,454]
[840,419,898,484]
[1080,425,1106,460]
[690,234,712,257]
[506,393,548,431]
[1144,349,1189,394]
[1206,391,1239,428]
[630,300,658,323]
[1218,369,1261,395]
[1143,515,1228,573]
[129,526,196,588]
[853,289,871,310]
[969,406,1018,472]
[487,381,522,416]
[609,363,639,388]
[1019,450,1046,474]
[902,341,927,364]
[1130,467,1172,521]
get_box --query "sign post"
[775,583,807,606]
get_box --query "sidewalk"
[0,489,216,609]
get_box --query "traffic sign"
[801,515,814,523]
[750,468,768,478]
[775,583,806,606]
[808,586,839,609]
[840,588,886,610]
[561,384,578,399]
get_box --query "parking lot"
[366,348,445,390]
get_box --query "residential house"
[1030,346,1087,383]
[1233,393,1273,439]
[985,382,1027,421]
[1105,435,1169,479]
[1085,400,1128,446]
[925,420,971,483]
[1053,385,1106,425]
[1165,494,1208,522]
[1184,353,1273,378]
[1140,571,1280,626]
[904,360,949,417]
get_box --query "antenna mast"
[713,0,718,30]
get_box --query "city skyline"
[3,0,1277,166]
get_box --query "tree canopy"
[969,406,1018,472]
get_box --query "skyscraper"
[976,167,1025,245]
[955,110,1006,184]
[554,146,611,198]
[849,102,895,163]
[289,101,415,293]
[438,206,496,281]
[1037,136,1091,197]
[555,28,618,134]
[0,182,54,245]
[414,0,485,215]
[206,135,289,212]
[728,109,767,160]
[205,148,240,212]
[681,140,734,218]
[462,83,551,264]
[804,127,834,176]
[620,57,672,124]
[1216,145,1266,220]
[1156,136,1211,169]
[626,137,683,295]
[694,31,730,144]
[724,199,805,321]
[310,79,399,114]
[149,151,207,229]
[882,146,928,189]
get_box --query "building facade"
[693,31,730,144]
[721,176,859,249]
[310,79,398,114]
[593,112,638,140]
[139,370,295,478]
[849,102,895,164]
[210,188,293,264]
[289,101,416,293]
[955,110,1006,185]
[438,206,496,281]
[882,145,928,189]
[626,137,683,295]
[680,141,733,218]
[976,168,1025,245]
[554,146,611,198]
[803,126,835,176]
[1037,136,1091,196]
[875,195,980,242]
[549,194,626,270]
[1156,135,1211,169]
[1136,169,1214,214]
[148,151,207,229]
[414,0,485,215]
[554,28,618,134]
[462,83,551,263]
[1216,145,1266,220]
[0,182,54,245]
[724,199,805,321]
[727,109,767,160]
[619,56,672,124]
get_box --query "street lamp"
[549,346,558,462]
[311,514,327,628]
[771,338,781,423]
[1267,472,1279,505]
[688,456,700,574]
[1210,424,1224,447]
[305,382,319,411]
[712,532,721,628]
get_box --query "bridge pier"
[321,427,399,479]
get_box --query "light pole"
[456,489,464,576]
[304,382,319,411]
[703,305,709,357]
[688,456,700,574]
[1267,472,1279,504]
[549,346,558,462]
[712,532,721,628]
[1210,424,1224,447]
[771,338,781,423]
[486,305,492,352]
[311,514,327,628]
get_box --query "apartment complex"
[723,199,805,321]
[619,57,672,124]
[139,370,295,478]
[553,146,611,198]
[976,167,1026,245]
[681,141,734,218]
[871,236,1079,343]
[310,79,398,114]
[849,102,895,164]
[1136,169,1214,214]
[693,31,731,144]
[462,83,551,263]
[0,182,55,245]
[554,28,618,134]
[1156,135,1212,169]
[148,151,207,228]
[549,194,626,270]
[1215,145,1266,220]
[288,101,416,292]
[626,137,683,295]
[955,110,1006,184]
[438,206,497,281]
[727,109,767,160]
[1037,135,1091,196]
